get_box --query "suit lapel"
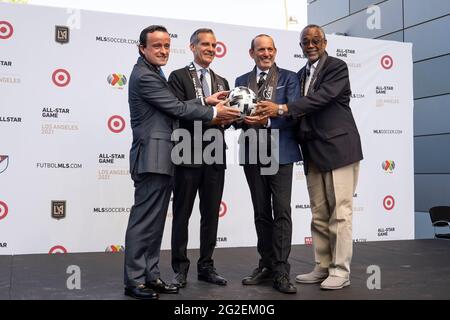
[306,52,328,96]
[140,57,168,83]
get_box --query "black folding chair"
[429,206,450,239]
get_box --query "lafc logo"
[55,26,69,44]
[51,200,66,220]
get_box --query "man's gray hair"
[190,28,215,45]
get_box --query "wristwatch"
[277,104,285,116]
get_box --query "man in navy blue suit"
[235,34,301,294]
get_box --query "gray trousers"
[124,172,173,287]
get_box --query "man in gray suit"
[124,25,239,300]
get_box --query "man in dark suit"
[235,34,301,294]
[168,28,229,288]
[256,25,363,290]
[124,25,239,300]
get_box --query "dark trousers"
[171,165,225,274]
[124,172,173,287]
[243,163,293,275]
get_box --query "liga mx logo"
[0,21,13,40]
[0,155,9,174]
[215,41,227,58]
[105,245,125,253]
[52,68,71,87]
[382,160,395,173]
[107,74,127,88]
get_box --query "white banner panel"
[0,3,414,255]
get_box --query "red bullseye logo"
[218,201,227,217]
[52,69,71,87]
[383,195,395,211]
[0,21,13,39]
[0,201,8,220]
[49,245,67,254]
[215,41,227,58]
[108,115,126,133]
[381,55,393,70]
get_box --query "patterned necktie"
[305,64,315,94]
[257,71,266,89]
[200,68,210,97]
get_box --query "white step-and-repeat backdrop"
[0,3,414,255]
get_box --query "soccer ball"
[227,86,257,116]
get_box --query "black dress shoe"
[146,278,179,294]
[273,274,297,294]
[124,284,159,300]
[198,267,227,286]
[172,272,187,288]
[242,267,273,285]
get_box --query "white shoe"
[295,266,328,284]
[320,275,350,290]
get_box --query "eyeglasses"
[300,38,324,47]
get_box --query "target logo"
[52,69,71,87]
[0,21,13,40]
[0,201,8,221]
[108,115,126,133]
[304,237,313,245]
[381,55,393,70]
[49,245,67,254]
[383,195,395,211]
[215,41,227,58]
[218,201,227,217]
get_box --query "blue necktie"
[158,67,166,81]
[200,68,210,97]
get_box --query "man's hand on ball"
[255,101,278,117]
[206,91,230,105]
[215,99,240,120]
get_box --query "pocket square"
[276,86,285,89]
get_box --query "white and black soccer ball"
[228,86,257,116]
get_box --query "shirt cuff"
[212,107,217,119]
[264,118,271,128]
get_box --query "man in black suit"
[256,25,363,290]
[168,28,229,288]
[235,34,302,294]
[124,25,239,300]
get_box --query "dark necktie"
[257,71,266,89]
